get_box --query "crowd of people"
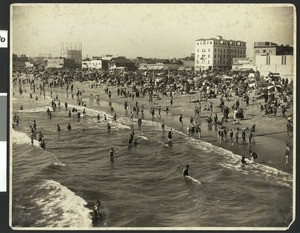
[13,66,294,171]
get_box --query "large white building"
[195,36,246,71]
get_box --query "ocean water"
[11,91,293,228]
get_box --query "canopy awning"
[232,67,254,72]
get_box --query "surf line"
[185,176,201,184]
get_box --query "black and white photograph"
[10,3,295,230]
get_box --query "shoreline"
[18,80,293,175]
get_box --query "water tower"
[61,42,82,65]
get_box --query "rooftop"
[196,36,246,43]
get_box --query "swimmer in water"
[128,132,134,144]
[137,117,142,130]
[168,128,173,142]
[161,121,165,132]
[37,131,43,142]
[241,154,247,165]
[108,147,116,162]
[113,113,117,122]
[93,200,102,219]
[133,139,138,147]
[249,150,258,161]
[33,120,37,131]
[107,123,111,132]
[40,139,46,150]
[183,164,189,176]
[67,123,71,131]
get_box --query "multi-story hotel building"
[194,36,246,71]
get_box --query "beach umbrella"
[267,84,282,92]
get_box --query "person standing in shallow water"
[285,144,290,164]
[168,129,173,142]
[107,123,111,132]
[67,123,71,131]
[93,200,103,220]
[108,148,116,162]
[183,164,189,176]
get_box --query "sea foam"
[35,179,92,228]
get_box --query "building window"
[202,49,206,52]
[282,55,287,65]
[208,48,210,52]
[208,54,210,58]
[214,55,216,58]
[197,49,199,52]
[210,41,212,44]
[214,48,216,52]
[197,55,199,58]
[266,56,270,65]
[208,60,210,64]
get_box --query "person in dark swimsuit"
[108,148,116,162]
[183,164,189,176]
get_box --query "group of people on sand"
[15,68,293,173]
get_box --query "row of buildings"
[81,56,194,71]
[14,54,195,71]
[14,37,294,79]
[194,36,293,79]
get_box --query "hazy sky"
[12,4,295,59]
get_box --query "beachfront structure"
[108,56,137,71]
[82,58,102,70]
[61,42,82,68]
[254,54,294,80]
[46,57,78,69]
[252,42,294,80]
[194,36,246,71]
[231,57,255,72]
[136,57,191,70]
[254,42,293,57]
[180,56,194,70]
